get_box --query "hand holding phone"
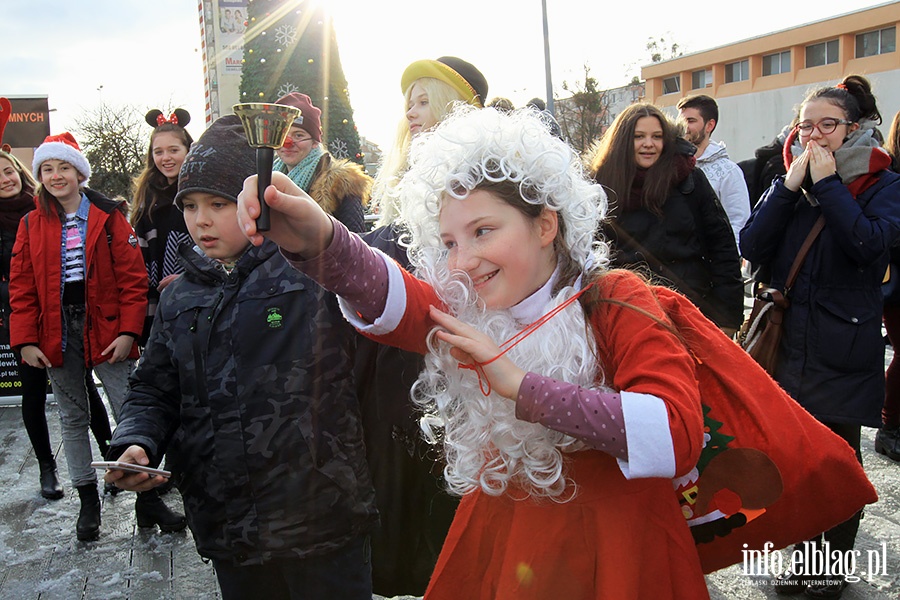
[91,461,171,478]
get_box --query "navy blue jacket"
[741,172,900,426]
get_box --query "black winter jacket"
[602,168,744,329]
[111,240,378,565]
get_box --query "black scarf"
[0,190,35,232]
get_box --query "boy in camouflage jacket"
[105,116,377,600]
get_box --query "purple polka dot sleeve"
[282,216,389,322]
[515,372,628,460]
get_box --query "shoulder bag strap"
[784,214,825,295]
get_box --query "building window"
[806,39,839,67]
[663,76,680,95]
[691,69,712,89]
[724,59,749,83]
[762,51,791,76]
[856,27,896,58]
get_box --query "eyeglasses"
[796,118,852,135]
[287,132,312,143]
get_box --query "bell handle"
[256,147,274,232]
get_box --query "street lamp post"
[541,0,554,115]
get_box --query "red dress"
[364,269,710,599]
[359,266,875,596]
[426,451,708,599]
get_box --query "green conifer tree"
[239,0,362,163]
[697,404,735,472]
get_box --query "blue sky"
[1,0,892,149]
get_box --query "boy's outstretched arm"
[236,171,335,258]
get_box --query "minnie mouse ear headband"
[401,57,488,108]
[0,97,12,152]
[145,108,191,128]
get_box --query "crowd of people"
[0,57,898,600]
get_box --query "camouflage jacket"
[111,240,377,565]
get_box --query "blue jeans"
[47,305,134,487]
[213,536,372,600]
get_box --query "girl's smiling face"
[633,115,665,169]
[39,159,84,207]
[0,157,23,199]
[275,125,314,168]
[440,189,558,310]
[152,131,190,184]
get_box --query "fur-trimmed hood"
[309,154,372,216]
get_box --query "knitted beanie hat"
[274,93,322,143]
[175,115,254,209]
[32,132,92,184]
[401,57,488,108]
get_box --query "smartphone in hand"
[91,461,171,478]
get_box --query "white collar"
[509,267,558,324]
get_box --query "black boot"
[875,426,900,461]
[75,484,101,541]
[135,490,187,533]
[38,459,64,500]
[103,481,122,497]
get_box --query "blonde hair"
[373,77,469,226]
[0,149,38,195]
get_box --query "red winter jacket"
[9,189,147,367]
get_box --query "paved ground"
[1,405,897,600]
[1,322,898,600]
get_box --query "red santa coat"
[355,265,875,597]
[360,267,710,599]
[9,193,147,367]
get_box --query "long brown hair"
[129,123,193,227]
[586,103,682,216]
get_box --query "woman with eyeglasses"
[272,93,371,233]
[741,74,900,598]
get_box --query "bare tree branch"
[554,65,609,155]
[73,103,146,200]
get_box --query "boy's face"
[181,192,250,264]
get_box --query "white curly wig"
[397,104,607,274]
[394,106,615,499]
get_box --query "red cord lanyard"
[458,282,595,396]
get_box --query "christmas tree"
[696,404,735,473]
[239,0,362,163]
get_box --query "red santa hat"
[32,132,92,184]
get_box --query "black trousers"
[213,535,372,600]
[802,422,863,556]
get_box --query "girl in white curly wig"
[236,106,711,599]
